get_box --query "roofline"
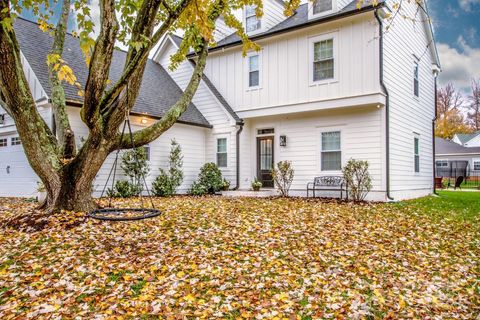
[187,2,384,57]
[419,0,441,69]
[436,153,480,157]
[64,100,213,129]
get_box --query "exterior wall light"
[141,118,148,124]
[280,135,287,147]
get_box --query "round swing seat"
[88,208,161,221]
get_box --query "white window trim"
[143,144,151,162]
[413,56,420,99]
[309,0,337,19]
[413,133,420,174]
[317,126,343,174]
[309,32,339,86]
[216,136,228,168]
[473,158,480,171]
[244,5,262,35]
[245,51,262,91]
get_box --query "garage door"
[0,134,38,197]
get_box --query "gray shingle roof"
[14,17,211,128]
[435,137,480,155]
[214,0,384,50]
[454,132,480,145]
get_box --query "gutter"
[432,75,438,194]
[235,121,244,190]
[375,10,394,201]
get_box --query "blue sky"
[428,0,480,92]
[20,0,480,93]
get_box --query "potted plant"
[251,178,262,191]
[221,178,231,191]
[37,181,46,203]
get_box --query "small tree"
[271,161,294,197]
[152,139,184,196]
[342,159,372,202]
[108,148,149,197]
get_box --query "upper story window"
[312,37,335,83]
[217,138,227,167]
[11,136,21,146]
[248,54,260,88]
[321,131,341,171]
[313,0,333,15]
[0,138,7,147]
[245,5,261,33]
[414,136,420,173]
[413,61,419,97]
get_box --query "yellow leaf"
[184,293,195,302]
[176,271,185,278]
[399,295,406,309]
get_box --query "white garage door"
[0,134,38,197]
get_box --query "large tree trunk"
[42,138,111,212]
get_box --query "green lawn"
[393,190,480,222]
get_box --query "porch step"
[221,189,278,198]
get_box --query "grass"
[393,190,480,222]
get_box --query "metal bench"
[306,176,348,200]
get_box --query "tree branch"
[116,40,208,149]
[48,0,76,159]
[80,0,119,131]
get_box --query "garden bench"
[306,176,348,200]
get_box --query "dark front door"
[257,136,274,188]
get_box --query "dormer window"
[245,5,261,33]
[313,0,332,14]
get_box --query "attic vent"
[0,114,5,125]
[258,128,274,135]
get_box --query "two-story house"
[0,0,440,200]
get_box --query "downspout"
[432,74,438,194]
[375,10,394,201]
[235,121,244,190]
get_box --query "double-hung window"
[435,160,448,168]
[473,159,480,171]
[321,131,341,171]
[414,61,419,97]
[313,38,334,82]
[414,136,420,173]
[0,138,7,147]
[217,138,227,167]
[11,136,21,146]
[313,0,332,15]
[245,5,261,33]
[248,55,260,88]
[143,145,150,161]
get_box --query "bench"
[306,176,348,200]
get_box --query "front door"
[257,136,274,188]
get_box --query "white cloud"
[437,37,480,90]
[458,0,480,12]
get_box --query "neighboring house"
[452,131,480,147]
[435,137,480,177]
[0,0,440,201]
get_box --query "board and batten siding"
[239,106,386,201]
[154,39,239,186]
[383,0,436,199]
[67,107,207,195]
[204,13,381,115]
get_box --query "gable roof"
[164,34,242,124]
[454,131,480,145]
[14,17,211,128]
[435,137,480,155]
[207,0,385,53]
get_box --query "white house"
[452,131,480,147]
[0,0,440,201]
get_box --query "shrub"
[107,180,142,198]
[189,163,223,195]
[251,178,262,191]
[342,159,372,202]
[152,140,184,196]
[271,161,294,197]
[107,147,150,197]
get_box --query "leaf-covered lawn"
[0,196,478,319]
